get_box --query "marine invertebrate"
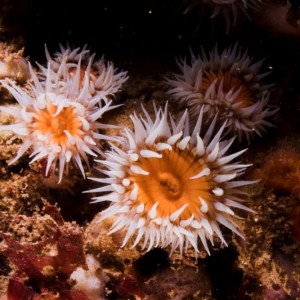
[167,44,277,141]
[38,44,128,102]
[182,0,261,31]
[87,103,254,256]
[0,61,119,182]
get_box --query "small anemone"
[38,44,129,103]
[166,43,278,142]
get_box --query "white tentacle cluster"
[87,103,255,256]
[167,44,278,142]
[0,46,124,182]
[38,44,128,102]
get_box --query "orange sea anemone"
[0,60,120,183]
[87,103,255,256]
[38,44,128,103]
[181,0,262,31]
[167,44,278,142]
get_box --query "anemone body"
[0,61,119,182]
[167,44,277,141]
[183,0,261,30]
[207,0,261,25]
[88,103,254,256]
[38,45,128,103]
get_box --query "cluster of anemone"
[85,43,277,256]
[87,103,255,256]
[0,45,128,182]
[0,43,277,257]
[166,44,277,142]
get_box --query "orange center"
[202,72,254,108]
[32,103,82,146]
[158,172,182,199]
[129,146,215,223]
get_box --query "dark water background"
[5,0,299,73]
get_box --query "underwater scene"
[0,0,300,299]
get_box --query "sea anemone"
[38,44,128,103]
[181,0,262,31]
[167,44,277,142]
[87,103,255,256]
[0,60,120,183]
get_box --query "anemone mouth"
[127,145,214,224]
[31,103,82,146]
